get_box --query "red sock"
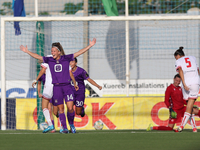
[153,126,173,131]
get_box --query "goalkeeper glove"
[169,108,177,118]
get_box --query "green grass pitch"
[0,130,199,150]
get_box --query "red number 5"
[184,58,191,68]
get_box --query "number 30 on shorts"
[76,101,83,107]
[67,94,73,101]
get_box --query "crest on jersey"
[54,64,62,72]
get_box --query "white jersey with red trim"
[175,56,200,86]
[41,63,52,85]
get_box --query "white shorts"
[182,84,199,100]
[42,84,53,100]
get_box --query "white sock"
[181,112,191,128]
[189,114,196,129]
[59,118,63,130]
[43,108,53,126]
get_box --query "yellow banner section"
[16,97,134,130]
[16,97,200,130]
[133,97,167,129]
[75,97,134,130]
[16,98,37,130]
[133,97,200,129]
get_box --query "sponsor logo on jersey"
[54,64,62,72]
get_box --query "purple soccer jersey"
[71,67,89,94]
[71,67,89,107]
[43,54,74,106]
[43,54,74,84]
[38,74,46,85]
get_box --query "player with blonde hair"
[20,38,96,133]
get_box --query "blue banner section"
[3,88,36,98]
[0,98,16,129]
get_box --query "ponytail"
[174,46,185,57]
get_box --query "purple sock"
[59,113,67,129]
[51,120,54,127]
[81,107,84,115]
[67,111,75,125]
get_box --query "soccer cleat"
[174,129,179,132]
[43,125,54,133]
[59,125,64,133]
[70,124,76,133]
[59,128,63,133]
[60,128,69,134]
[193,128,197,133]
[146,123,153,131]
[81,106,85,117]
[174,126,183,132]
[50,129,56,133]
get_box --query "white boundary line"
[0,131,186,134]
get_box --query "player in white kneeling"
[174,46,200,132]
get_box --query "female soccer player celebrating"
[174,47,200,132]
[20,38,96,133]
[32,43,78,133]
[33,60,78,133]
[70,58,102,118]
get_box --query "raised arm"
[20,45,43,61]
[74,38,96,58]
[87,78,102,90]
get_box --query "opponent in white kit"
[174,46,200,132]
[33,59,54,133]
